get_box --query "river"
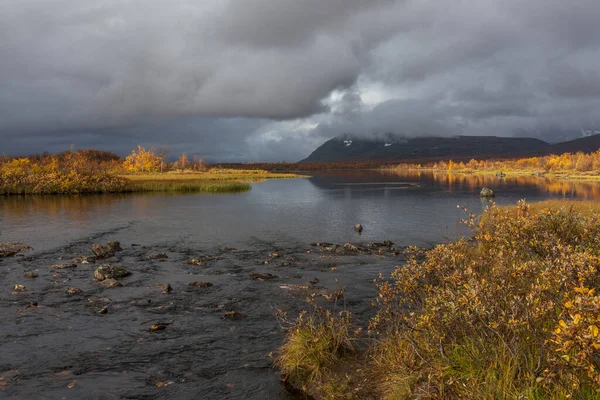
[0,171,598,399]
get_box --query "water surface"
[0,171,598,399]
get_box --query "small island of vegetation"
[0,146,304,195]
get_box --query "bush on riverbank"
[0,157,130,194]
[396,150,600,176]
[0,155,252,195]
[277,200,600,399]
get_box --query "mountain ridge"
[300,134,600,163]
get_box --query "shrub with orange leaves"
[365,201,600,398]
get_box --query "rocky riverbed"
[0,236,403,399]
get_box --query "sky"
[2,0,600,162]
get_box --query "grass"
[277,199,600,399]
[120,169,307,182]
[128,181,250,193]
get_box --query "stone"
[147,253,168,260]
[250,273,278,281]
[343,243,359,252]
[93,264,131,281]
[187,259,206,266]
[189,281,213,288]
[50,263,77,269]
[92,241,122,259]
[480,187,495,198]
[160,284,173,294]
[100,278,123,288]
[13,284,26,292]
[496,172,506,178]
[221,311,247,321]
[354,224,363,233]
[72,256,96,264]
[0,243,32,257]
[150,323,170,332]
[65,287,82,296]
[24,271,38,278]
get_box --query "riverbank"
[393,167,600,182]
[121,169,306,193]
[276,199,600,399]
[0,164,305,195]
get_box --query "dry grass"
[120,169,306,182]
[279,200,600,399]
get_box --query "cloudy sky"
[2,0,600,161]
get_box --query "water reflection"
[309,169,600,201]
[1,171,599,252]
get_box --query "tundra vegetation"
[276,200,600,399]
[0,146,301,195]
[396,151,600,180]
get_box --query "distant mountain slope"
[542,134,600,155]
[300,134,550,163]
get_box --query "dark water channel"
[0,171,598,399]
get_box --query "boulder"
[496,172,506,178]
[480,187,495,198]
[0,243,32,257]
[93,264,131,281]
[92,241,122,259]
[354,224,363,233]
[24,271,38,278]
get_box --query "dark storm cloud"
[1,0,600,160]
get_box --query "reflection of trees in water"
[387,170,600,200]
[0,195,129,220]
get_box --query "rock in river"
[65,287,82,296]
[221,311,247,321]
[93,264,131,281]
[24,272,38,279]
[480,187,496,198]
[92,241,122,259]
[100,278,123,288]
[189,281,213,288]
[0,242,32,257]
[250,273,278,281]
[354,224,363,233]
[147,253,168,260]
[50,263,77,270]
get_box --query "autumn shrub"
[0,156,130,194]
[276,301,356,386]
[368,201,600,398]
[397,150,600,175]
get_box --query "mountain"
[542,134,600,155]
[300,134,553,163]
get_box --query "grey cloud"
[1,0,600,160]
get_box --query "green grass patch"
[128,181,251,193]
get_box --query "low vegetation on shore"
[0,146,302,195]
[276,200,600,399]
[396,150,600,179]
